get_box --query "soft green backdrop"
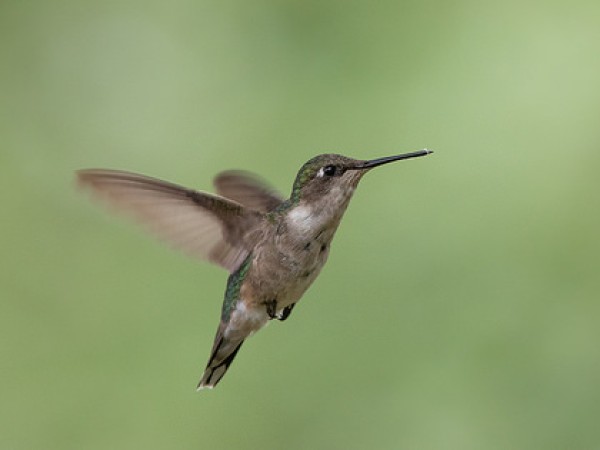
[2,1,599,449]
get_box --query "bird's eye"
[322,165,337,177]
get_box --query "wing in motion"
[213,170,283,213]
[77,169,262,273]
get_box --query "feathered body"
[77,150,431,389]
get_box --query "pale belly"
[224,200,351,340]
[225,248,328,340]
[244,229,333,313]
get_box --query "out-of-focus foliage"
[1,1,599,449]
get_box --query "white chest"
[287,204,320,236]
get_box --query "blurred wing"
[77,169,261,273]
[213,170,283,213]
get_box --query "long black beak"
[355,149,433,170]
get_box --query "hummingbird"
[77,149,432,389]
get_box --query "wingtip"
[75,169,93,189]
[75,168,105,187]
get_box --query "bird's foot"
[277,304,295,321]
[265,300,296,321]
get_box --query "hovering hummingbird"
[77,149,432,389]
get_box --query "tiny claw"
[277,304,296,321]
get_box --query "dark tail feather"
[197,332,245,390]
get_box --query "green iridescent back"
[221,254,253,321]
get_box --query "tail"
[197,327,245,390]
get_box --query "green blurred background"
[2,1,599,449]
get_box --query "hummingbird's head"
[290,150,433,205]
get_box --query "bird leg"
[265,299,278,319]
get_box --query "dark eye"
[322,165,337,176]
